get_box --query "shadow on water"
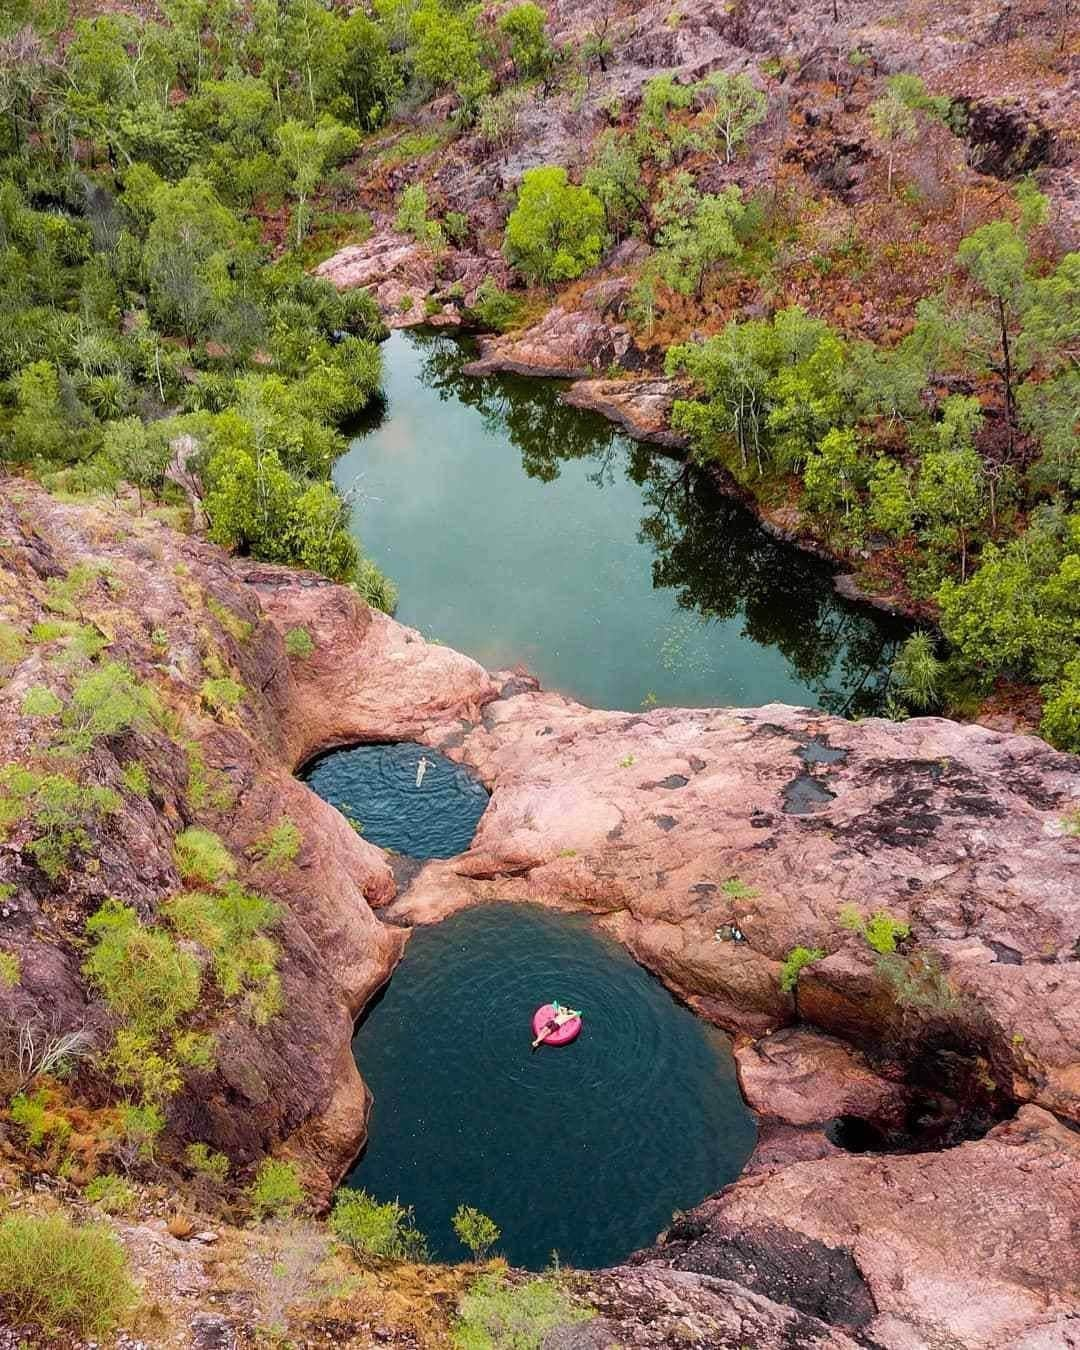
[339,330,909,716]
[346,903,757,1271]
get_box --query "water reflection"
[340,330,907,714]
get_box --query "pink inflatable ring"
[532,1004,582,1047]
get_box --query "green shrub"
[467,279,525,333]
[200,676,245,715]
[206,597,254,642]
[172,1030,216,1069]
[0,768,122,878]
[22,685,64,717]
[284,626,315,658]
[779,945,825,993]
[0,950,21,987]
[453,1273,592,1349]
[11,1090,71,1150]
[118,1102,165,1160]
[61,662,158,751]
[248,1158,304,1220]
[121,761,151,797]
[173,827,237,885]
[452,1205,500,1262]
[248,818,302,869]
[0,1212,137,1336]
[83,899,201,1037]
[0,622,27,672]
[329,1189,428,1261]
[85,1173,139,1215]
[164,883,281,1015]
[839,905,911,954]
[720,877,758,899]
[503,166,604,285]
[186,1142,230,1182]
[352,559,398,615]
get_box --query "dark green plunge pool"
[336,329,908,715]
[346,903,756,1270]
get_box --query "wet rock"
[562,377,690,451]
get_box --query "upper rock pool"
[336,329,909,715]
[345,902,756,1270]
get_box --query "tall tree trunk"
[997,295,1015,454]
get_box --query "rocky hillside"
[0,482,1077,1347]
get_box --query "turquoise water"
[336,329,908,715]
[302,743,488,859]
[346,904,756,1270]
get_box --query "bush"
[453,1273,592,1349]
[503,166,604,285]
[329,1189,428,1261]
[83,900,201,1036]
[839,905,911,954]
[85,1173,139,1215]
[186,1141,230,1182]
[779,945,825,994]
[248,818,302,869]
[0,767,121,878]
[22,685,64,717]
[10,1090,71,1151]
[173,827,236,885]
[200,676,245,715]
[452,1204,500,1262]
[284,626,315,658]
[248,1158,304,1220]
[353,558,399,615]
[467,279,525,333]
[164,883,280,1014]
[0,949,20,987]
[0,1212,137,1336]
[62,661,159,751]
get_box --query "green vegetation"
[11,1090,72,1151]
[248,818,303,869]
[0,0,394,597]
[504,167,605,284]
[330,1188,429,1261]
[0,950,21,987]
[284,626,315,658]
[173,826,237,885]
[453,1273,592,1349]
[452,1205,500,1263]
[85,1173,139,1215]
[121,761,151,797]
[0,767,121,878]
[164,884,282,1021]
[83,900,201,1039]
[200,675,246,715]
[248,1158,305,1220]
[779,945,825,994]
[0,1212,137,1337]
[22,685,63,717]
[186,1141,230,1182]
[839,905,911,954]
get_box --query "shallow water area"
[346,904,757,1270]
[337,329,909,714]
[301,743,488,859]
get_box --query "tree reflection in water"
[405,330,908,717]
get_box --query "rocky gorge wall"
[1,483,1078,1347]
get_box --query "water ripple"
[302,742,489,859]
[347,904,756,1270]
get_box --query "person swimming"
[416,755,431,787]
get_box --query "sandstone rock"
[463,306,636,378]
[641,1106,1080,1349]
[561,377,689,450]
[735,1027,909,1129]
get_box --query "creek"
[335,329,909,715]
